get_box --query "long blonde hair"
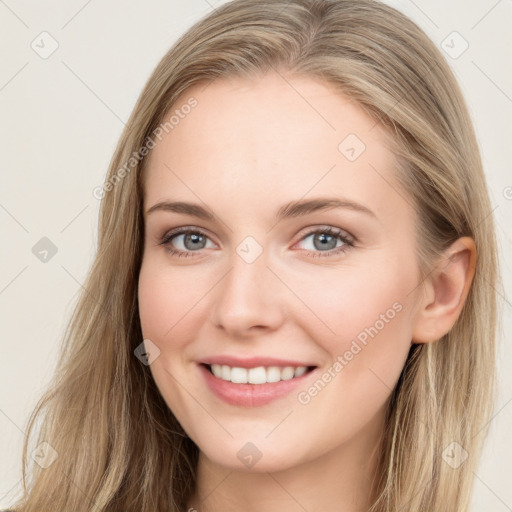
[11,1,498,510]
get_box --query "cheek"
[138,258,204,346]
[291,257,416,350]
[137,258,205,418]
[137,257,214,404]
[138,270,171,342]
[291,258,417,410]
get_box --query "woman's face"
[138,71,424,472]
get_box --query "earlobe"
[412,237,476,344]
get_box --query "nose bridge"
[210,238,285,334]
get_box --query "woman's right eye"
[159,228,215,258]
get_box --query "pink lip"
[199,355,316,368]
[198,362,317,407]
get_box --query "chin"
[200,442,303,473]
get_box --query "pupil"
[315,233,336,250]
[186,233,204,250]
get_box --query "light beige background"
[1,0,511,509]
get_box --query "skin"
[137,71,476,512]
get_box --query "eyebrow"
[145,197,376,221]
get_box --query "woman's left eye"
[294,227,354,257]
[159,226,354,258]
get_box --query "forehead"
[142,72,408,223]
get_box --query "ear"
[412,237,476,344]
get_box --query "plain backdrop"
[1,0,511,509]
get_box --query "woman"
[9,0,499,510]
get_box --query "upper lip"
[199,355,317,369]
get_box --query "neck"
[186,408,385,512]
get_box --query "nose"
[210,247,286,338]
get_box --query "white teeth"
[211,364,222,378]
[248,366,267,384]
[266,366,281,383]
[221,365,230,381]
[230,367,247,383]
[207,364,310,384]
[281,366,295,380]
[294,366,307,377]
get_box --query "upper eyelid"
[160,226,217,245]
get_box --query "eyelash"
[158,226,354,259]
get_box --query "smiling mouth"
[202,363,316,384]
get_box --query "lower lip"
[198,364,314,407]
